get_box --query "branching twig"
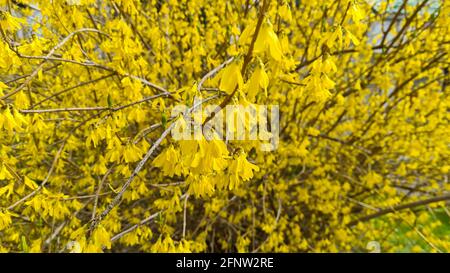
[7,143,66,210]
[197,57,234,92]
[203,0,270,125]
[89,95,219,233]
[111,193,188,242]
[91,167,114,221]
[30,73,115,109]
[1,28,108,100]
[252,198,282,253]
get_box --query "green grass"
[380,208,450,252]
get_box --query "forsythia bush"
[0,0,449,252]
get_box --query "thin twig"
[1,28,108,100]
[91,167,114,221]
[197,57,234,92]
[252,198,282,253]
[182,194,189,239]
[19,92,172,114]
[7,143,66,210]
[44,198,93,246]
[111,193,188,242]
[20,106,109,113]
[30,73,115,109]
[348,194,450,226]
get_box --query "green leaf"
[21,236,29,253]
[107,94,113,108]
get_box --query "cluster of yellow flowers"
[0,0,449,252]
